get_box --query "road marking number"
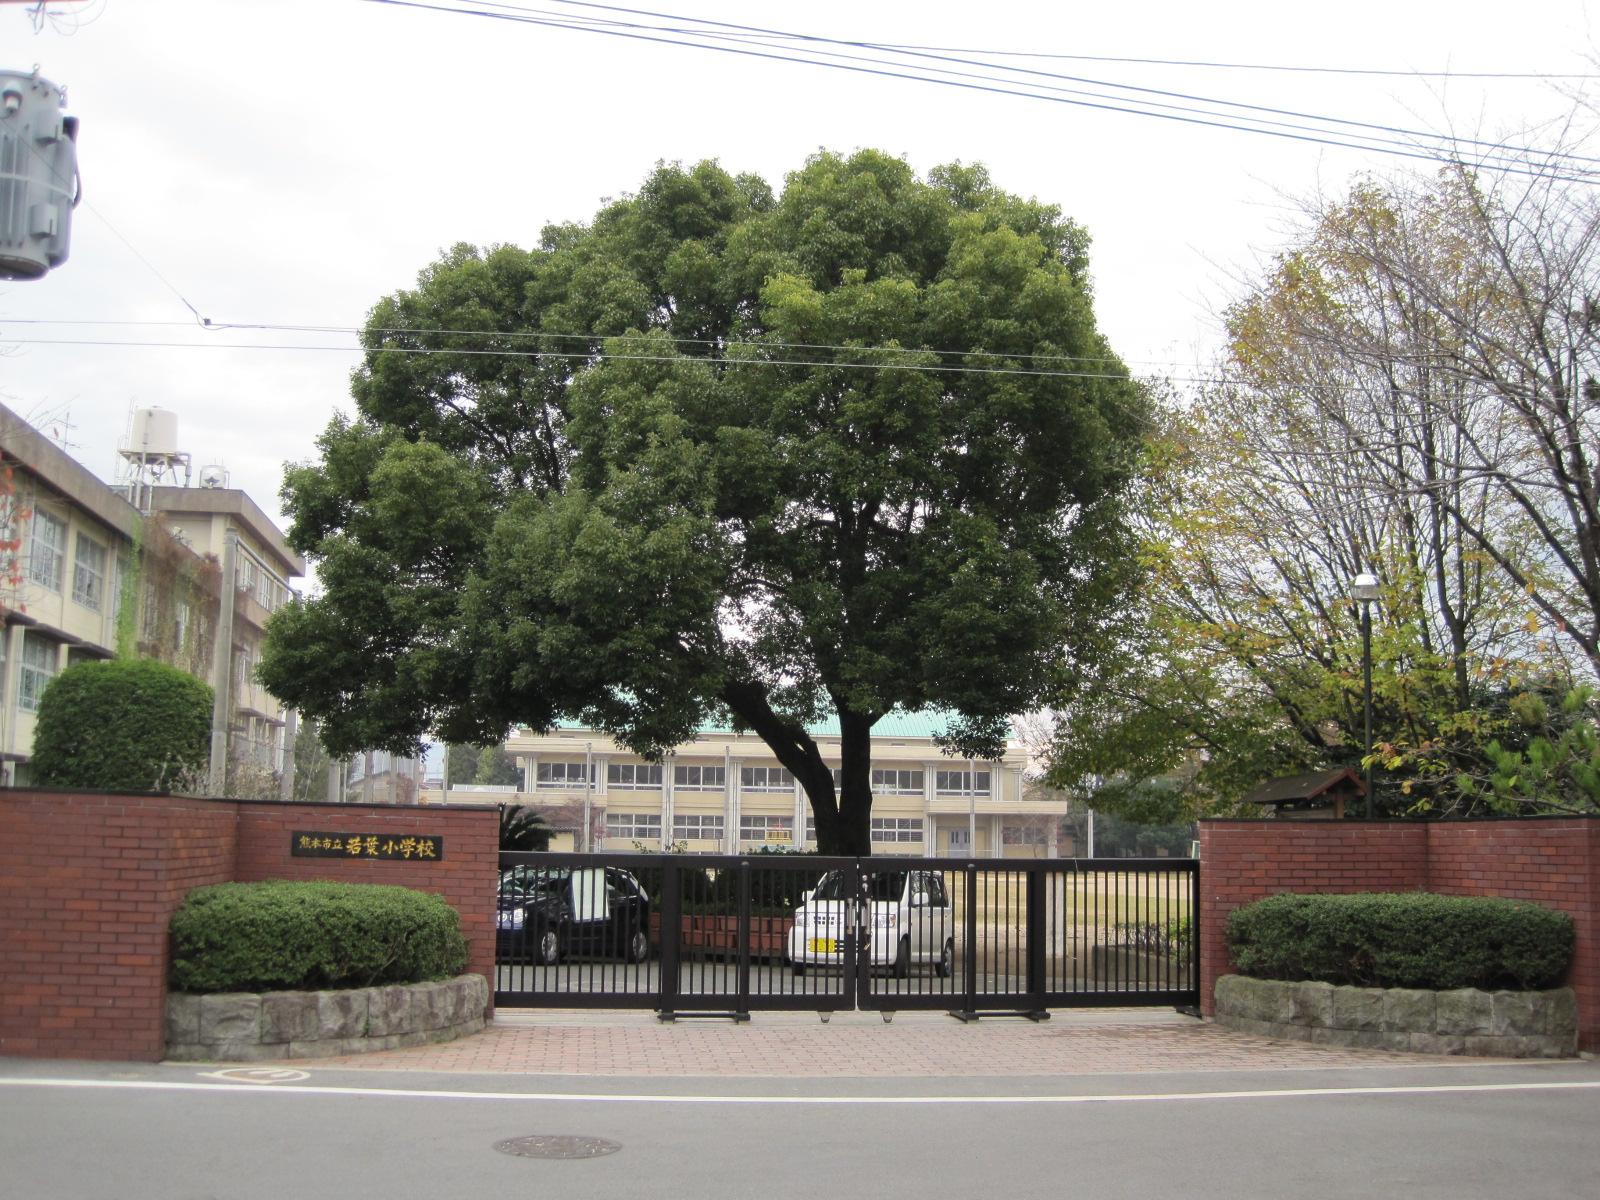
[198,1068,311,1084]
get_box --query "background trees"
[1051,157,1600,819]
[262,150,1148,853]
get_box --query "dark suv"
[497,865,652,965]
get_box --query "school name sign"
[291,831,443,861]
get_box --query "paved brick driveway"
[298,1009,1484,1077]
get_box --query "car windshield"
[499,867,569,901]
[809,871,907,902]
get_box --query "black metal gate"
[494,852,1199,1019]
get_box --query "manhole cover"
[494,1135,622,1160]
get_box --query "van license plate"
[809,938,837,954]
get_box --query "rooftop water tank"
[0,69,78,281]
[128,407,180,458]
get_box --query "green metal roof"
[552,708,979,741]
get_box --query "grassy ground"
[943,869,1194,929]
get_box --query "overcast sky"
[2,0,1595,562]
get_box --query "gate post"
[734,860,752,1022]
[1024,867,1049,1021]
[1182,857,1203,1016]
[656,858,682,1020]
[951,861,980,1022]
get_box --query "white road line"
[0,1077,1597,1105]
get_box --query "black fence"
[495,851,1199,1019]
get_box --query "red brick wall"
[1424,821,1599,1054]
[1198,818,1600,1052]
[0,791,498,1063]
[234,800,498,994]
[0,792,237,1061]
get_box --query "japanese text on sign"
[290,832,444,861]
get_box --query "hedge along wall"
[1197,819,1600,1052]
[233,801,498,1000]
[0,790,498,1062]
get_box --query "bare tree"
[1238,161,1600,677]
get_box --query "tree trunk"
[832,710,875,856]
[721,680,878,856]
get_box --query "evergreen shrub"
[169,881,469,993]
[1225,892,1573,991]
[31,658,212,792]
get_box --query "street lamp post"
[1352,571,1381,818]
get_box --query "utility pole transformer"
[0,69,78,280]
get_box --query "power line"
[0,333,1515,401]
[14,109,213,324]
[354,2,1600,183]
[0,335,1145,381]
[384,0,1597,181]
[802,44,1599,82]
[0,317,1154,369]
[525,0,1600,169]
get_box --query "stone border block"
[1214,975,1576,1058]
[167,975,488,1062]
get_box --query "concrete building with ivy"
[0,401,303,788]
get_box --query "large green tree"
[261,150,1147,853]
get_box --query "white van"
[787,869,955,977]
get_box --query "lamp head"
[1352,572,1381,603]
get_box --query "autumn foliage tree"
[1050,156,1600,819]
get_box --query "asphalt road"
[3,1058,1598,1200]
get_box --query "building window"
[805,818,817,844]
[673,764,725,790]
[826,768,924,795]
[672,813,725,842]
[936,769,991,795]
[28,510,66,591]
[740,765,794,791]
[739,814,793,844]
[71,533,107,611]
[605,812,661,840]
[535,761,596,787]
[871,817,924,843]
[1002,825,1048,846]
[237,556,255,594]
[871,768,924,794]
[18,632,56,712]
[234,648,252,698]
[607,762,663,789]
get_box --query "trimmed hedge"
[169,881,469,993]
[1225,892,1573,991]
[31,658,212,792]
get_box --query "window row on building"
[534,759,993,797]
[601,810,931,848]
[502,717,1064,858]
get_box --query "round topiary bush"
[30,657,212,792]
[1225,892,1574,992]
[169,881,470,993]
